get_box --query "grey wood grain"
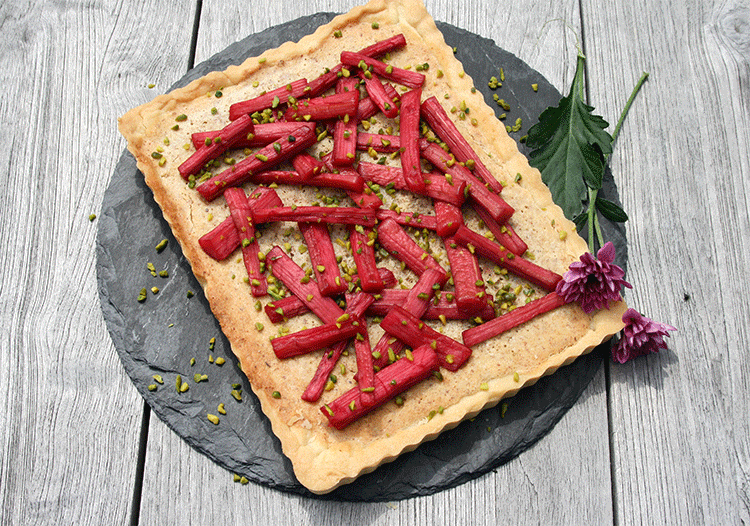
[141,370,612,525]
[138,1,616,524]
[581,0,750,523]
[0,0,196,524]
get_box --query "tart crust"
[119,0,626,494]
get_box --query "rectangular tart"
[118,0,626,494]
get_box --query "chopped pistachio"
[207,413,220,425]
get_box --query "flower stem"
[587,71,649,254]
[594,204,605,248]
[587,187,605,253]
[588,187,596,252]
[606,71,649,163]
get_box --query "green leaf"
[526,54,613,220]
[573,211,589,233]
[595,197,629,223]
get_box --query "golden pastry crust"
[119,0,626,494]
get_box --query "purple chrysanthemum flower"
[611,308,676,363]
[556,242,632,313]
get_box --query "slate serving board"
[97,13,626,501]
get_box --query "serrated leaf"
[526,54,613,220]
[595,197,629,223]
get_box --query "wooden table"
[2,0,748,523]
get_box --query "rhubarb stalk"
[359,73,399,118]
[192,122,314,150]
[196,124,316,201]
[224,188,267,296]
[264,268,396,323]
[452,225,562,291]
[376,218,447,282]
[421,142,513,223]
[266,246,343,324]
[371,268,446,370]
[252,206,377,227]
[307,34,407,97]
[421,96,504,194]
[341,51,425,89]
[367,290,496,322]
[198,187,282,260]
[271,315,364,359]
[331,77,360,166]
[357,163,466,206]
[374,209,437,231]
[434,201,463,238]
[299,222,347,297]
[229,79,309,121]
[398,87,425,193]
[285,90,359,122]
[349,224,384,292]
[321,344,439,430]
[302,292,373,402]
[379,306,472,371]
[444,235,487,315]
[178,115,254,179]
[462,292,566,347]
[291,152,324,179]
[473,205,528,256]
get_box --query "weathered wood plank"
[0,0,196,524]
[581,0,750,523]
[141,372,611,526]
[138,1,615,524]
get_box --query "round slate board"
[97,14,626,501]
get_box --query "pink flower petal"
[611,308,676,363]
[555,244,631,314]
